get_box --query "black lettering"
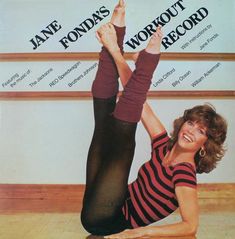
[67,31,79,42]
[138,31,149,41]
[189,13,202,25]
[152,17,166,28]
[81,18,95,31]
[182,19,194,30]
[125,35,141,49]
[29,20,62,50]
[144,24,156,36]
[166,5,179,17]
[125,0,187,50]
[49,20,62,32]
[174,0,186,11]
[168,30,180,43]
[92,13,103,24]
[160,12,171,24]
[162,36,173,50]
[99,6,110,17]
[58,6,110,50]
[30,38,38,50]
[59,37,70,49]
[74,25,88,37]
[197,7,209,19]
[175,25,186,36]
[162,6,208,50]
[34,35,46,47]
[41,28,54,40]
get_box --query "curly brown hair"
[168,104,227,174]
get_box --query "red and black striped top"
[122,131,197,228]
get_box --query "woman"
[81,1,227,238]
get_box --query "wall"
[0,98,234,184]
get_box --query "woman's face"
[177,120,208,153]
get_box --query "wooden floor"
[0,208,234,239]
[1,184,234,238]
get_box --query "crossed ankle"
[113,25,126,53]
[135,50,160,75]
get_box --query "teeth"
[183,134,193,142]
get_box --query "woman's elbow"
[187,221,198,236]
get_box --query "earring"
[199,148,206,157]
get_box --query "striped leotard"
[122,131,197,228]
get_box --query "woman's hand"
[104,227,147,239]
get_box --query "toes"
[156,26,163,37]
[108,23,115,30]
[119,0,125,7]
[105,23,116,34]
[152,27,163,39]
[107,22,113,28]
[97,22,117,40]
[115,0,126,11]
[98,23,111,34]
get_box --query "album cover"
[0,0,234,238]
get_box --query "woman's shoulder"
[151,130,170,149]
[172,162,196,173]
[172,162,197,189]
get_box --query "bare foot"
[110,0,126,27]
[96,23,120,53]
[145,27,163,54]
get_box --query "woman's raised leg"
[82,26,162,239]
[81,1,133,236]
[85,5,126,190]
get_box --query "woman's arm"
[141,102,165,140]
[144,186,199,237]
[105,186,199,238]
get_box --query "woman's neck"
[164,143,195,167]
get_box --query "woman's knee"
[81,208,97,234]
[81,208,113,236]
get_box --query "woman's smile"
[178,121,208,152]
[182,132,194,143]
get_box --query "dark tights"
[81,97,136,235]
[81,26,160,236]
